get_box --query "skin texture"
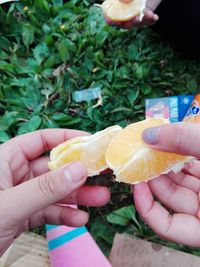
[134,122,200,247]
[0,129,110,256]
[104,0,162,28]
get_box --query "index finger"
[4,129,89,160]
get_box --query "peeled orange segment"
[49,125,122,176]
[50,136,90,161]
[102,0,146,22]
[105,118,192,184]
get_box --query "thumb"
[142,122,200,157]
[0,161,87,222]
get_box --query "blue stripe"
[48,226,87,251]
[46,224,60,231]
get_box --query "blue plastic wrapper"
[72,87,102,103]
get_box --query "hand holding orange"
[105,119,191,183]
[134,121,200,247]
[49,119,192,184]
[101,0,147,22]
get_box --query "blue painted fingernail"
[142,127,160,145]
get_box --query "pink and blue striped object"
[46,224,112,267]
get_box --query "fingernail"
[64,162,87,183]
[154,14,159,21]
[142,127,160,145]
[185,160,194,169]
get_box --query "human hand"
[133,122,200,247]
[0,129,110,255]
[105,0,161,29]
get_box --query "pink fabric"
[46,225,111,267]
[47,226,75,241]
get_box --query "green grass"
[0,0,200,257]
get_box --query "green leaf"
[58,40,69,62]
[141,84,152,95]
[127,43,139,60]
[51,113,72,121]
[111,107,133,113]
[0,131,10,143]
[53,0,63,6]
[90,217,114,245]
[57,38,76,62]
[90,217,114,256]
[27,58,42,73]
[106,206,136,226]
[0,61,15,73]
[33,43,50,64]
[127,89,139,104]
[96,31,108,46]
[51,113,82,127]
[186,78,197,91]
[17,116,42,135]
[22,24,34,49]
[34,0,50,12]
[0,112,19,131]
[46,119,59,128]
[0,37,11,51]
[134,63,151,79]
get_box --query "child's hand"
[105,0,161,29]
[133,122,200,247]
[0,129,110,255]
